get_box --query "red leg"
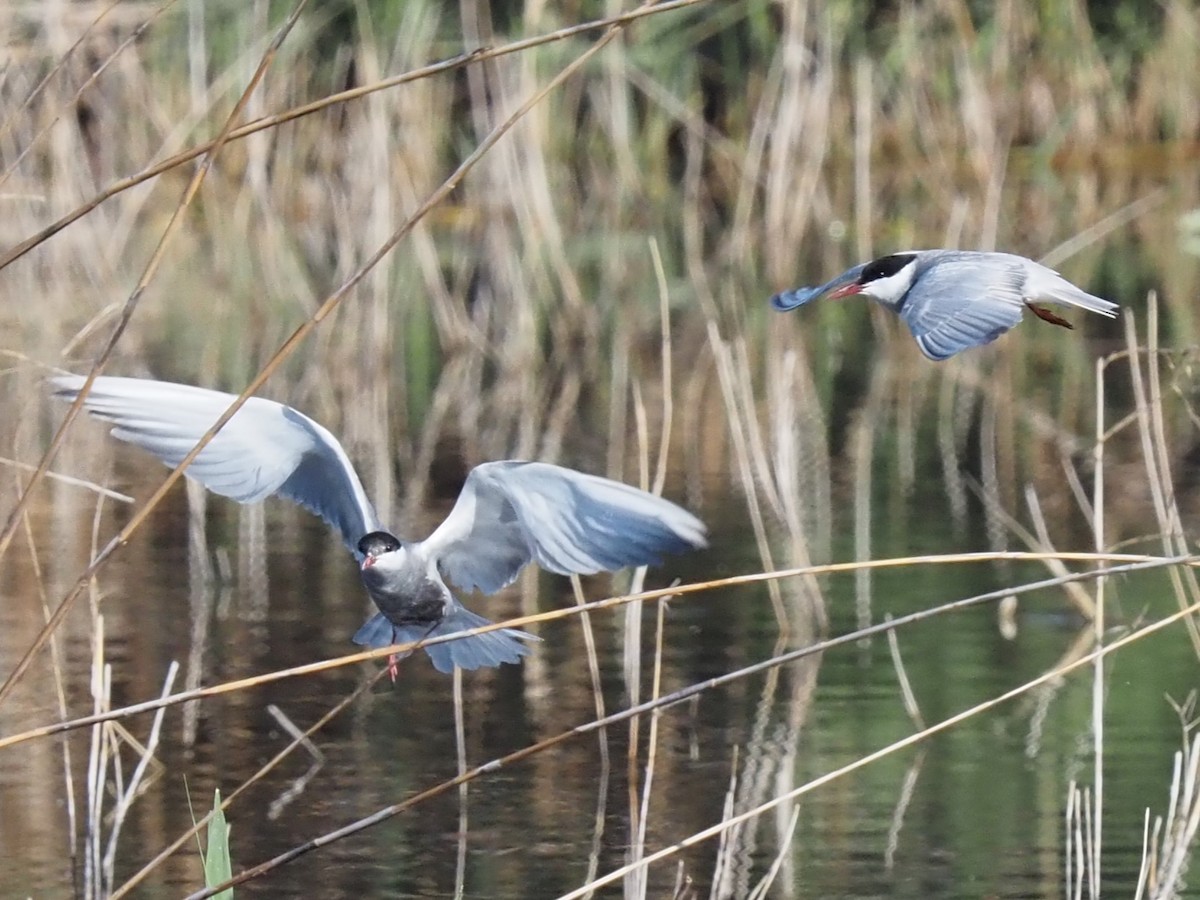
[387,653,400,682]
[1025,302,1074,329]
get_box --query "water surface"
[1,442,1195,898]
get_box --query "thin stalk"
[0,0,311,707]
[111,668,389,898]
[0,0,712,273]
[0,0,639,711]
[629,597,668,899]
[560,601,1200,899]
[192,593,1200,899]
[1092,346,1106,899]
[453,666,468,900]
[2,552,1193,754]
[571,574,609,771]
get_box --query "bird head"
[358,531,404,570]
[829,252,919,307]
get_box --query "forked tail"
[353,607,538,674]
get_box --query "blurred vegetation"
[2,1,1190,501]
[2,2,1200,893]
[0,0,1197,610]
[0,0,1196,584]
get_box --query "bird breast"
[360,559,451,626]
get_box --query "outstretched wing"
[421,460,707,595]
[52,375,381,552]
[897,258,1027,360]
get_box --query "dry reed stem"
[671,860,694,900]
[0,550,1191,754]
[1143,728,1200,897]
[650,238,674,497]
[707,324,789,632]
[1135,806,1154,900]
[178,557,1198,897]
[627,596,668,900]
[19,508,79,879]
[624,253,678,898]
[1091,337,1109,898]
[1122,305,1200,647]
[98,662,177,894]
[0,0,711,273]
[1067,782,1080,899]
[83,615,107,897]
[625,382,653,865]
[0,0,177,192]
[0,0,310,707]
[0,455,133,502]
[1123,310,1200,899]
[746,804,800,900]
[570,573,609,770]
[884,613,924,730]
[964,476,1097,618]
[110,667,389,898]
[765,346,829,625]
[453,665,469,900]
[1146,297,1200,651]
[1133,720,1200,899]
[0,0,646,712]
[1025,486,1098,617]
[1067,782,1098,900]
[1040,189,1168,268]
[709,635,791,899]
[562,599,1200,899]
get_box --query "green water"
[0,453,1195,897]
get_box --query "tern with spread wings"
[53,376,708,674]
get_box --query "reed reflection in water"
[3,313,1199,898]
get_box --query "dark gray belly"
[366,577,448,626]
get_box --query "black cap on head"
[860,253,917,284]
[358,531,402,558]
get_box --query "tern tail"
[353,607,538,674]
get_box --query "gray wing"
[421,460,708,595]
[52,375,381,553]
[898,257,1027,360]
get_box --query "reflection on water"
[3,0,1200,889]
[2,175,1199,897]
[1,446,1197,898]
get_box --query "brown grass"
[2,0,1200,895]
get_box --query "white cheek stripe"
[866,264,919,308]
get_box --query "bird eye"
[357,530,399,556]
